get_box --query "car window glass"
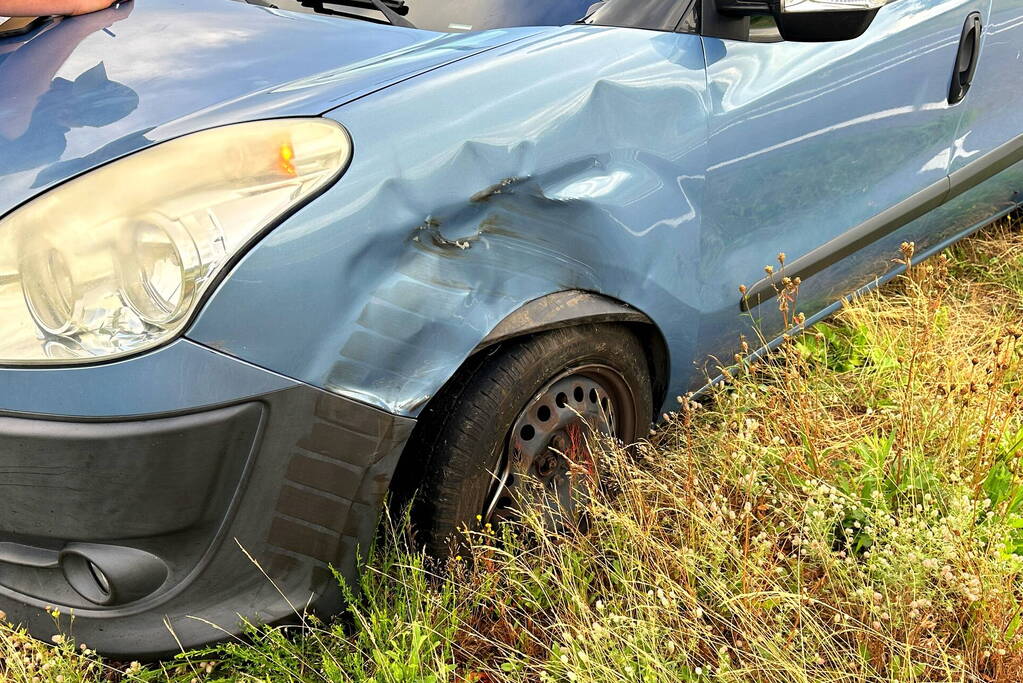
[585,0,695,31]
[748,14,781,42]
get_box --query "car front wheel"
[404,324,653,557]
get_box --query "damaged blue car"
[1,0,1022,658]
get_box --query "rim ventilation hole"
[537,405,552,422]
[574,386,584,402]
[589,388,598,404]
[601,397,609,411]
[556,392,568,408]
[520,424,536,441]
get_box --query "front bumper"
[0,340,415,658]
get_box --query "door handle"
[949,12,982,104]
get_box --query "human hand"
[1,0,119,17]
[66,0,118,15]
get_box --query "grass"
[4,212,1023,682]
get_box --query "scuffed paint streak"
[411,217,473,251]
[470,177,528,203]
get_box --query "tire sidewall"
[421,325,653,552]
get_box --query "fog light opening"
[59,543,168,607]
[61,552,116,606]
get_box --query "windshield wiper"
[299,0,416,28]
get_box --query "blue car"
[1,0,1021,657]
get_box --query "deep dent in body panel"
[320,137,702,413]
[190,35,711,416]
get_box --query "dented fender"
[188,25,710,417]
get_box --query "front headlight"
[0,118,351,365]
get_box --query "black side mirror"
[712,0,885,42]
[772,8,880,41]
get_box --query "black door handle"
[949,12,982,104]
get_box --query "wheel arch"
[472,290,669,418]
[388,294,667,516]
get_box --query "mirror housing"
[713,0,884,42]
[772,9,880,41]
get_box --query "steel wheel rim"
[483,363,639,530]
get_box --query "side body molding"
[741,133,1023,310]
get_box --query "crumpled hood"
[0,0,535,213]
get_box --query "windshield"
[254,0,597,33]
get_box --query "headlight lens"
[0,118,351,365]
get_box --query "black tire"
[403,323,653,558]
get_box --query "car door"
[935,0,1023,233]
[694,0,984,366]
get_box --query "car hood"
[0,0,536,213]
